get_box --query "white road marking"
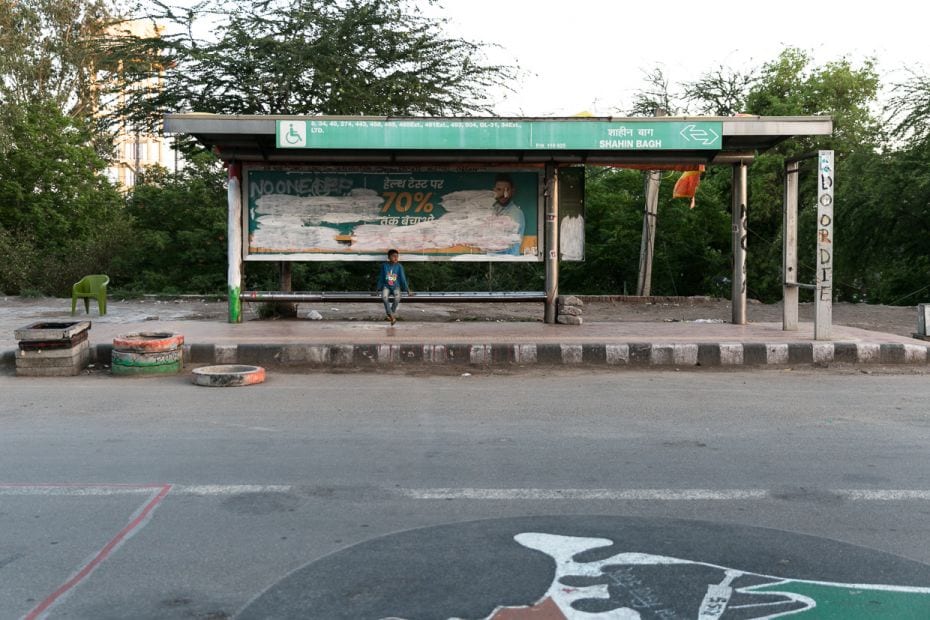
[399,488,930,501]
[0,484,293,496]
[4,485,930,500]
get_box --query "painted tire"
[192,365,266,387]
[113,332,184,353]
[111,348,183,375]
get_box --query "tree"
[683,65,756,116]
[0,100,128,294]
[734,48,882,302]
[109,0,516,131]
[627,66,678,117]
[119,153,228,293]
[887,69,930,145]
[0,0,113,117]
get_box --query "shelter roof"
[163,114,832,166]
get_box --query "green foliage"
[0,0,113,118]
[559,167,730,297]
[0,100,128,295]
[887,69,930,144]
[118,153,228,293]
[110,0,515,132]
[730,48,883,302]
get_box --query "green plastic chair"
[71,274,110,315]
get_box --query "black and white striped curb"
[4,341,929,370]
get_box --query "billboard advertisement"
[244,168,541,261]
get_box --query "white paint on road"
[400,488,930,501]
[0,484,293,496]
[6,484,930,501]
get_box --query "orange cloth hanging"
[672,169,703,208]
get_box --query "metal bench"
[240,291,546,303]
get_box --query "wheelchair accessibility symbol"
[279,121,307,147]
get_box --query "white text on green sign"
[276,120,722,151]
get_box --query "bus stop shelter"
[164,114,833,331]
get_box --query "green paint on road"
[750,580,930,618]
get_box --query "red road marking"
[21,484,172,620]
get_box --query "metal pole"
[227,162,243,323]
[637,169,661,296]
[544,163,560,324]
[731,163,748,324]
[815,150,834,340]
[783,161,800,330]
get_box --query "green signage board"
[276,119,722,151]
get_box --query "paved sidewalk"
[2,297,928,371]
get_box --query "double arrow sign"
[680,124,720,146]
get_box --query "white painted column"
[227,162,243,323]
[815,150,834,340]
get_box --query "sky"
[418,0,928,117]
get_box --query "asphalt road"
[2,369,930,618]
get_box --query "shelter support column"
[815,150,834,340]
[783,160,800,330]
[227,162,243,323]
[731,162,748,324]
[544,163,560,324]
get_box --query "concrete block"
[719,344,744,366]
[353,345,378,365]
[16,342,89,376]
[697,344,720,366]
[742,343,767,365]
[812,343,835,365]
[16,364,88,377]
[903,344,928,364]
[422,345,447,363]
[788,343,813,364]
[188,343,215,364]
[605,344,629,365]
[856,343,881,364]
[331,345,354,366]
[560,344,583,364]
[214,344,237,364]
[513,344,537,364]
[16,340,89,360]
[880,344,906,364]
[536,344,563,364]
[832,342,859,364]
[399,345,423,363]
[628,343,652,365]
[377,344,400,363]
[304,346,332,365]
[766,344,789,365]
[649,343,697,366]
[18,329,88,350]
[582,344,606,364]
[469,345,491,365]
[15,321,91,342]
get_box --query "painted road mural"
[244,169,541,261]
[237,516,930,619]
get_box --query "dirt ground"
[0,295,923,339]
